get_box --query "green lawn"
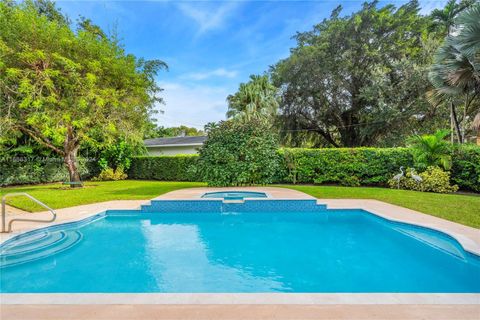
[276,185,480,228]
[0,181,205,212]
[1,181,478,228]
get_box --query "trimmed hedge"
[4,146,477,192]
[127,146,479,192]
[128,155,199,181]
[278,148,414,186]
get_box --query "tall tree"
[271,1,437,147]
[429,2,480,144]
[226,75,279,125]
[0,1,166,186]
[429,0,476,143]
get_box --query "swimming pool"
[201,191,268,199]
[1,199,479,293]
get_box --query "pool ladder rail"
[1,193,57,233]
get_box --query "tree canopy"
[429,2,480,143]
[144,125,204,139]
[0,0,166,185]
[271,1,441,147]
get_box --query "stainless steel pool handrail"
[1,193,57,233]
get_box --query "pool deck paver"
[154,186,317,199]
[2,304,480,320]
[1,186,479,320]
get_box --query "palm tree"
[428,2,480,143]
[408,129,453,170]
[226,75,279,124]
[430,0,474,35]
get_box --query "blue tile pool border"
[141,199,327,213]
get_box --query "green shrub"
[388,166,458,193]
[128,155,199,181]
[408,129,452,170]
[0,157,93,186]
[92,167,127,181]
[98,140,137,171]
[197,120,280,186]
[279,148,413,186]
[451,145,480,192]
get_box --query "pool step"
[2,231,70,256]
[0,230,82,268]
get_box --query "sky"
[57,0,447,130]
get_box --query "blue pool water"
[1,203,479,293]
[201,191,267,199]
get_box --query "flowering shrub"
[388,166,458,193]
[92,167,127,181]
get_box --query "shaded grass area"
[277,185,480,228]
[0,180,206,212]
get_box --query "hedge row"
[278,148,414,186]
[0,157,95,186]
[128,146,479,192]
[128,155,199,181]
[3,147,478,192]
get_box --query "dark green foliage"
[197,120,280,186]
[271,1,438,147]
[451,145,480,192]
[121,145,480,191]
[4,145,478,192]
[279,148,414,186]
[128,155,199,181]
[0,157,93,186]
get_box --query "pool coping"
[1,187,479,306]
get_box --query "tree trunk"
[477,129,480,146]
[450,108,454,143]
[451,102,462,143]
[63,127,82,188]
[64,147,82,188]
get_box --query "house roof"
[144,136,207,147]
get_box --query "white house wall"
[146,145,200,156]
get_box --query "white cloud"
[155,81,232,129]
[177,2,240,34]
[181,68,238,81]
